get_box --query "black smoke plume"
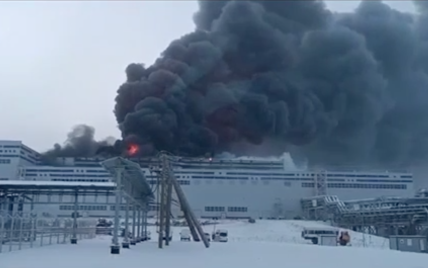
[40,125,117,164]
[111,1,428,167]
[46,1,428,168]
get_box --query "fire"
[127,144,139,156]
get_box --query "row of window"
[61,205,141,211]
[51,178,109,182]
[86,170,108,174]
[60,205,107,211]
[26,169,76,173]
[260,177,313,181]
[0,159,11,164]
[24,173,109,178]
[186,176,318,182]
[326,174,391,178]
[151,175,412,183]
[228,172,300,176]
[109,205,139,211]
[169,175,411,182]
[193,176,249,180]
[176,166,286,170]
[21,145,39,156]
[301,182,407,190]
[321,178,412,183]
[17,167,413,180]
[20,155,37,164]
[20,150,39,163]
[144,179,410,189]
[26,169,108,174]
[355,179,412,183]
[1,145,20,148]
[0,155,36,164]
[204,206,248,212]
[174,171,214,175]
[226,172,403,178]
[19,172,415,181]
[204,206,225,212]
[0,150,17,153]
[148,180,190,185]
[228,206,248,212]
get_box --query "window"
[204,206,225,212]
[60,205,107,211]
[227,206,248,212]
[302,182,315,188]
[0,159,11,164]
[327,183,407,190]
[110,205,135,211]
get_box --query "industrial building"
[0,139,417,220]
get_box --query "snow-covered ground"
[2,220,428,268]
[147,219,389,248]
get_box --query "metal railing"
[0,213,97,253]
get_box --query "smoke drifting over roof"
[40,125,116,164]
[44,1,428,167]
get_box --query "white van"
[180,229,191,241]
[213,229,228,242]
[301,227,339,244]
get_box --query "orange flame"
[127,144,139,156]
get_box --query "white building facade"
[0,140,415,219]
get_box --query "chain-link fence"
[0,213,97,253]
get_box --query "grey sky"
[0,1,416,152]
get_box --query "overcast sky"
[0,1,416,152]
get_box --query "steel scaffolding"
[101,157,153,254]
[0,213,96,253]
[0,157,153,255]
[149,151,210,249]
[301,195,428,237]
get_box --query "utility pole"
[150,152,210,248]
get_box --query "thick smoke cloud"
[46,1,428,168]
[41,125,116,164]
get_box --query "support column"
[9,197,16,251]
[136,208,141,242]
[70,190,78,244]
[0,194,7,253]
[30,200,36,248]
[110,168,122,254]
[165,181,173,246]
[158,170,167,249]
[130,205,136,245]
[164,154,209,248]
[143,209,148,241]
[18,197,24,250]
[122,201,130,248]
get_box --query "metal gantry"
[101,157,154,254]
[0,184,103,253]
[0,157,153,255]
[150,151,210,249]
[0,212,96,253]
[314,169,327,196]
[301,194,428,237]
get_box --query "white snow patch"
[2,220,427,268]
